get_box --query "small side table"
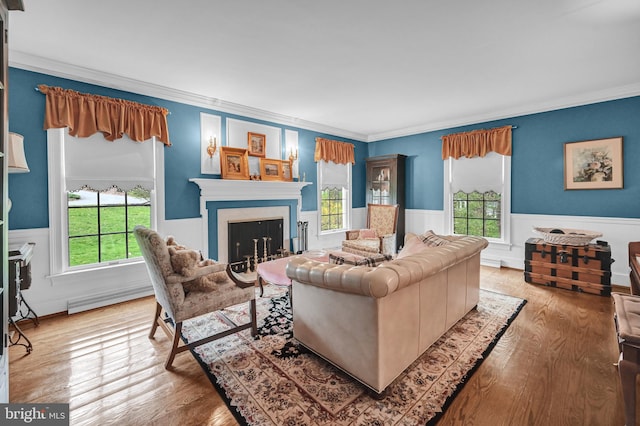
[9,242,37,354]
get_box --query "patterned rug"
[181,287,526,425]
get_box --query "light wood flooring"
[9,267,629,425]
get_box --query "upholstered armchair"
[342,203,399,256]
[134,226,257,369]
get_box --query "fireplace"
[188,179,311,263]
[228,218,285,272]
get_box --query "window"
[318,160,351,233]
[67,188,151,266]
[444,151,511,243]
[48,128,159,273]
[453,190,501,238]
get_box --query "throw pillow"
[355,254,392,266]
[329,252,391,267]
[397,236,430,259]
[329,252,362,265]
[420,230,450,247]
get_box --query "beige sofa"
[285,234,488,394]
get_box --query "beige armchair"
[342,203,399,256]
[134,226,257,369]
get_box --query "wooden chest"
[524,237,613,296]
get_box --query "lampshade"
[8,132,30,173]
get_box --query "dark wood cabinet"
[365,154,406,251]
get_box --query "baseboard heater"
[67,283,154,314]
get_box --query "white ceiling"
[7,0,640,142]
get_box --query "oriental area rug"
[181,287,526,425]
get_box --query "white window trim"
[443,155,511,247]
[316,160,352,236]
[47,128,163,278]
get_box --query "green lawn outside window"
[68,188,151,267]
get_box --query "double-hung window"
[444,150,511,243]
[317,160,351,234]
[48,128,158,273]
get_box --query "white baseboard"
[67,284,154,314]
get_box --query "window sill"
[485,239,512,250]
[319,229,347,237]
[48,260,148,287]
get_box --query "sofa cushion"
[397,235,430,259]
[342,238,381,253]
[329,252,391,267]
[420,230,451,247]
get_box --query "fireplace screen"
[228,218,284,272]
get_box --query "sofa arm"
[285,257,400,298]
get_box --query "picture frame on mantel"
[260,158,282,181]
[248,132,266,157]
[281,159,293,182]
[220,147,250,180]
[564,136,623,190]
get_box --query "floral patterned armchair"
[342,204,399,256]
[134,226,257,369]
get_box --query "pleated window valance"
[441,125,511,159]
[38,84,171,146]
[314,137,355,165]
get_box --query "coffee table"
[256,250,328,303]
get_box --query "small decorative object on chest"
[524,237,613,296]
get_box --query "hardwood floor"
[9,267,628,425]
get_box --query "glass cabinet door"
[369,166,392,204]
[369,165,391,205]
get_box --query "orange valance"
[314,137,355,165]
[441,125,512,159]
[38,84,171,146]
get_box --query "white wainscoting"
[11,211,635,316]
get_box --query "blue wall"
[7,68,367,229]
[370,96,640,218]
[8,66,640,230]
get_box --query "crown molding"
[367,82,640,142]
[9,51,369,142]
[10,51,640,144]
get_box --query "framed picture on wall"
[220,147,250,180]
[564,137,623,190]
[248,132,266,157]
[259,158,282,181]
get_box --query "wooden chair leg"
[619,358,639,426]
[165,322,183,369]
[149,301,162,339]
[249,299,258,337]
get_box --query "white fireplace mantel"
[189,178,312,258]
[189,178,311,202]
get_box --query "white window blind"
[450,151,503,193]
[64,128,156,191]
[320,160,350,187]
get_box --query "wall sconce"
[207,135,217,158]
[288,147,298,163]
[285,129,299,179]
[7,132,30,211]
